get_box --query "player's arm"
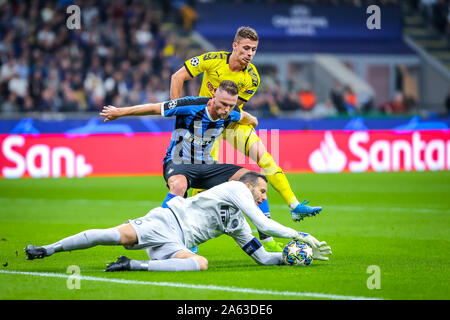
[226,183,298,239]
[170,53,212,100]
[231,224,284,266]
[100,103,162,122]
[170,66,193,100]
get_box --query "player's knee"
[195,256,208,271]
[168,176,188,196]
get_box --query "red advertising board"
[1,130,449,178]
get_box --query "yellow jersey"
[184,51,260,106]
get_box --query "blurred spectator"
[1,92,20,115]
[29,70,45,109]
[0,0,189,115]
[330,81,347,114]
[176,1,198,33]
[344,85,358,114]
[312,99,338,118]
[298,86,317,111]
[280,91,301,111]
[381,92,408,114]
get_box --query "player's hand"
[100,105,121,122]
[294,232,332,261]
[248,114,258,128]
[239,111,258,128]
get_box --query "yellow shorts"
[211,123,260,161]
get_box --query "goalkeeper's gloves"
[294,232,332,261]
[291,200,322,222]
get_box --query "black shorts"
[163,161,243,190]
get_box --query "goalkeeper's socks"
[162,192,176,208]
[43,228,121,255]
[129,258,200,271]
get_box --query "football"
[282,240,313,266]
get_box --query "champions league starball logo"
[190,57,200,67]
[168,100,177,109]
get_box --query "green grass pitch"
[0,171,449,300]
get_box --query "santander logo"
[308,131,347,173]
[1,135,92,178]
[309,131,450,173]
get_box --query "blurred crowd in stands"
[0,0,446,118]
[0,0,201,115]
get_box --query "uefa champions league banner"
[195,3,402,40]
[0,130,449,178]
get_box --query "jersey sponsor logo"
[190,57,200,67]
[206,81,216,92]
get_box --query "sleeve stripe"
[184,63,194,78]
[242,237,262,256]
[238,96,248,103]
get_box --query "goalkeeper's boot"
[262,240,284,252]
[24,245,49,260]
[291,200,322,222]
[105,256,131,272]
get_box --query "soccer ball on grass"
[282,240,313,266]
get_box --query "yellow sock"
[191,188,206,196]
[257,152,298,206]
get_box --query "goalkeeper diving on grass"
[171,26,322,252]
[25,171,331,271]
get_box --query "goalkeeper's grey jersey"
[166,181,297,250]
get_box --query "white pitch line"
[0,197,448,214]
[0,270,382,300]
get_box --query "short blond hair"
[234,26,258,43]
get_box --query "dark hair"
[218,80,238,96]
[238,171,267,186]
[234,26,258,43]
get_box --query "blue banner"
[0,116,448,134]
[195,4,402,40]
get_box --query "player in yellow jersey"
[170,27,322,252]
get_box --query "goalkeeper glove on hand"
[291,200,322,222]
[294,232,332,261]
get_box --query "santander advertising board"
[306,130,450,173]
[0,130,449,178]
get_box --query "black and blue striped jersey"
[161,96,242,165]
